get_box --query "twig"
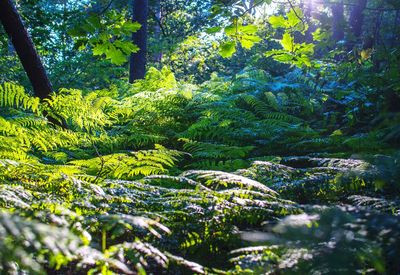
[239,0,266,17]
[100,0,115,14]
[286,0,307,32]
[148,7,167,37]
[91,139,106,184]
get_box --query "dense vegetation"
[0,0,399,274]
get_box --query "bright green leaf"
[105,47,127,65]
[206,26,222,34]
[219,41,236,58]
[281,33,294,52]
[269,15,286,28]
[122,21,142,33]
[92,43,109,56]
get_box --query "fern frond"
[70,145,183,180]
[182,140,254,159]
[181,170,278,195]
[187,159,249,171]
[0,211,83,273]
[0,82,40,113]
[348,195,400,215]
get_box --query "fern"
[0,64,398,275]
[187,159,249,171]
[0,82,40,113]
[348,195,400,215]
[182,139,254,159]
[44,89,112,132]
[181,170,278,195]
[0,210,83,273]
[70,144,183,179]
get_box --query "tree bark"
[349,0,368,39]
[0,0,53,99]
[304,0,316,43]
[332,1,345,42]
[153,0,162,63]
[129,0,148,82]
[394,10,400,48]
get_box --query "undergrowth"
[0,67,399,274]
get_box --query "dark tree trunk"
[129,0,148,83]
[0,0,53,99]
[332,1,345,42]
[349,0,368,39]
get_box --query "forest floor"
[0,68,400,274]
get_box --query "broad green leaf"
[67,27,87,37]
[82,21,96,33]
[105,47,127,65]
[312,28,325,42]
[240,35,262,49]
[269,15,286,28]
[298,55,312,66]
[210,4,223,18]
[224,24,236,36]
[273,53,294,62]
[287,8,303,28]
[92,43,109,56]
[122,21,141,33]
[299,43,315,55]
[87,14,101,29]
[281,33,294,52]
[219,41,236,58]
[239,24,258,34]
[264,49,287,57]
[206,26,222,34]
[114,40,140,54]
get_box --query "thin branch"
[287,0,307,32]
[148,7,167,37]
[239,0,266,17]
[91,139,106,184]
[100,0,115,14]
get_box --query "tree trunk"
[332,1,345,42]
[0,0,53,99]
[349,0,368,39]
[129,0,148,83]
[304,0,316,43]
[393,10,400,48]
[153,0,162,63]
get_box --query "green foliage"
[1,0,400,271]
[0,82,40,113]
[219,20,261,58]
[44,88,112,132]
[266,8,316,67]
[70,144,183,179]
[231,207,400,274]
[69,11,141,65]
[129,67,178,93]
[0,210,83,273]
[0,64,399,273]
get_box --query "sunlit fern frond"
[181,139,254,159]
[0,82,40,114]
[70,144,183,180]
[181,170,278,195]
[44,89,112,132]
